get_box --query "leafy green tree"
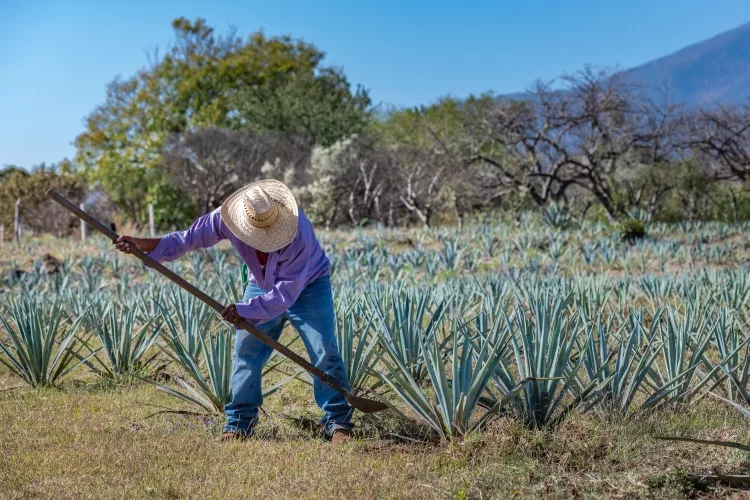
[75,18,370,226]
[236,67,370,148]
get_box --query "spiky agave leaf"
[81,304,162,377]
[334,297,382,394]
[163,287,214,360]
[489,291,599,428]
[640,306,721,410]
[372,288,446,383]
[379,321,507,441]
[147,327,304,414]
[0,294,88,387]
[701,309,750,403]
[577,308,665,415]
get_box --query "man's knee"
[235,332,268,358]
[319,352,347,380]
[234,318,283,358]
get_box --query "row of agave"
[9,219,749,296]
[2,269,750,443]
[0,282,302,414]
[325,237,744,284]
[363,287,750,440]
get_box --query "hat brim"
[220,179,299,253]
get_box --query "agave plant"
[379,322,516,441]
[334,298,381,394]
[543,202,573,229]
[372,289,446,382]
[149,327,303,414]
[0,295,88,387]
[479,226,498,257]
[640,307,719,408]
[78,255,103,294]
[639,275,674,302]
[578,308,665,415]
[439,238,463,271]
[701,309,750,403]
[216,274,242,304]
[547,235,568,264]
[387,255,404,280]
[63,285,100,319]
[718,266,750,311]
[488,292,598,428]
[82,305,163,377]
[150,327,233,413]
[160,287,215,360]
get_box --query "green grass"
[4,219,750,497]
[1,369,748,499]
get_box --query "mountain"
[624,21,750,105]
[501,22,750,107]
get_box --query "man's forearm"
[115,236,162,254]
[132,237,162,253]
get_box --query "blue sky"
[1,0,749,169]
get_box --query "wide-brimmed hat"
[220,179,299,253]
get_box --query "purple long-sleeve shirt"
[148,208,330,326]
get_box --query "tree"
[161,128,270,215]
[686,104,750,181]
[290,136,398,227]
[380,99,471,225]
[0,164,85,236]
[462,69,683,220]
[235,68,371,148]
[75,17,369,226]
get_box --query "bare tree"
[161,128,269,214]
[686,104,750,181]
[463,68,683,220]
[463,94,569,206]
[617,88,684,217]
[387,108,468,226]
[332,136,397,226]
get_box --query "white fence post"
[0,224,4,245]
[80,202,87,241]
[14,198,21,242]
[149,204,155,237]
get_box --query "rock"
[41,253,61,275]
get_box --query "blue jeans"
[223,275,354,436]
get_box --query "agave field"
[2,214,750,495]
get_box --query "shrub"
[620,219,647,242]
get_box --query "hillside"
[623,21,750,105]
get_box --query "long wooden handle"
[46,189,350,396]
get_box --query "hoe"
[47,189,389,414]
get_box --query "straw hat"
[220,179,299,253]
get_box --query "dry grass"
[1,369,749,499]
[3,230,750,498]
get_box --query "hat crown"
[220,179,299,252]
[243,186,279,228]
[245,186,272,213]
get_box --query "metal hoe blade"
[47,189,389,414]
[345,393,389,413]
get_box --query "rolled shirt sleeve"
[235,244,310,326]
[149,209,227,263]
